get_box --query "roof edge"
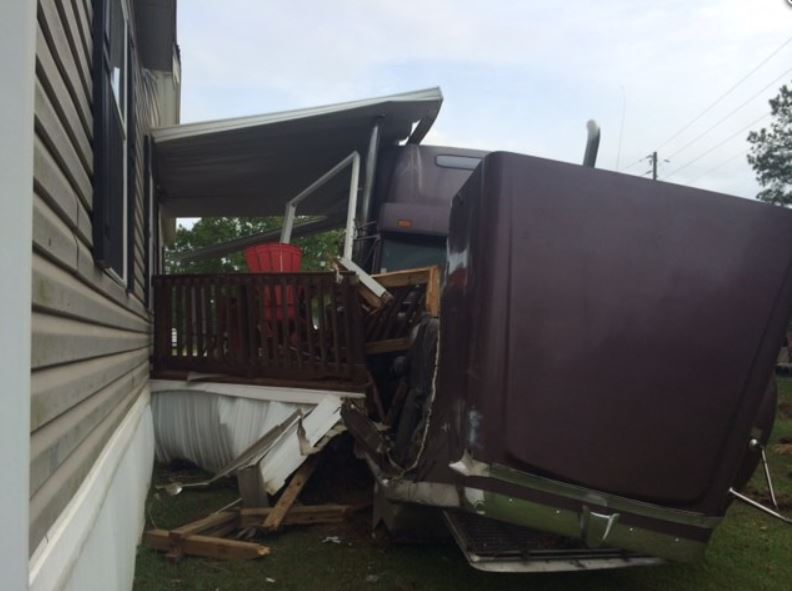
[152,86,443,143]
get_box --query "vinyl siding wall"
[30,0,159,553]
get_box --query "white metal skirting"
[151,389,314,474]
[151,383,349,495]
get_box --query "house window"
[92,0,130,281]
[109,1,127,119]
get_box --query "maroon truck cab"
[351,148,792,571]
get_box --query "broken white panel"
[257,395,344,494]
[151,389,313,473]
[150,383,348,493]
[212,409,301,479]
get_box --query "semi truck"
[341,141,792,572]
[157,88,792,572]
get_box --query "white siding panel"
[30,362,148,496]
[75,238,150,321]
[70,0,92,64]
[38,0,91,130]
[32,198,150,324]
[29,382,144,553]
[31,312,149,370]
[53,0,92,101]
[31,348,149,431]
[33,137,92,248]
[33,193,78,272]
[32,253,148,333]
[34,80,91,208]
[35,24,91,170]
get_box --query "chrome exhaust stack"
[583,120,601,168]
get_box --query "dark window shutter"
[153,180,161,276]
[126,41,137,292]
[92,0,126,276]
[143,135,152,307]
[91,0,112,266]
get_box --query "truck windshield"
[379,235,446,273]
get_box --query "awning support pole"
[352,120,382,266]
[358,120,382,231]
[343,153,361,260]
[279,151,361,258]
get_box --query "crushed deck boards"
[143,502,363,561]
[362,265,441,357]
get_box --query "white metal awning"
[151,87,443,218]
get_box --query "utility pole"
[651,151,658,181]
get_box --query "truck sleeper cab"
[348,146,792,571]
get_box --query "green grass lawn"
[134,379,792,591]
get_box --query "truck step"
[442,510,661,572]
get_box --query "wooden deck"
[152,272,368,385]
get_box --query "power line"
[664,112,770,180]
[629,151,668,177]
[653,33,792,152]
[686,149,748,185]
[623,154,649,171]
[665,63,792,161]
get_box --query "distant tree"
[165,217,344,274]
[747,83,792,206]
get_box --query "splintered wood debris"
[144,503,362,561]
[144,452,367,561]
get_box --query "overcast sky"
[175,0,792,207]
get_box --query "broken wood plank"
[357,282,385,310]
[337,257,391,306]
[373,266,437,289]
[202,522,239,539]
[144,529,271,560]
[371,265,441,316]
[425,265,441,316]
[262,454,320,532]
[169,511,238,543]
[365,337,412,355]
[239,504,360,528]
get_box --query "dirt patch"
[744,488,792,511]
[766,497,792,512]
[779,401,792,419]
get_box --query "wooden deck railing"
[152,272,367,384]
